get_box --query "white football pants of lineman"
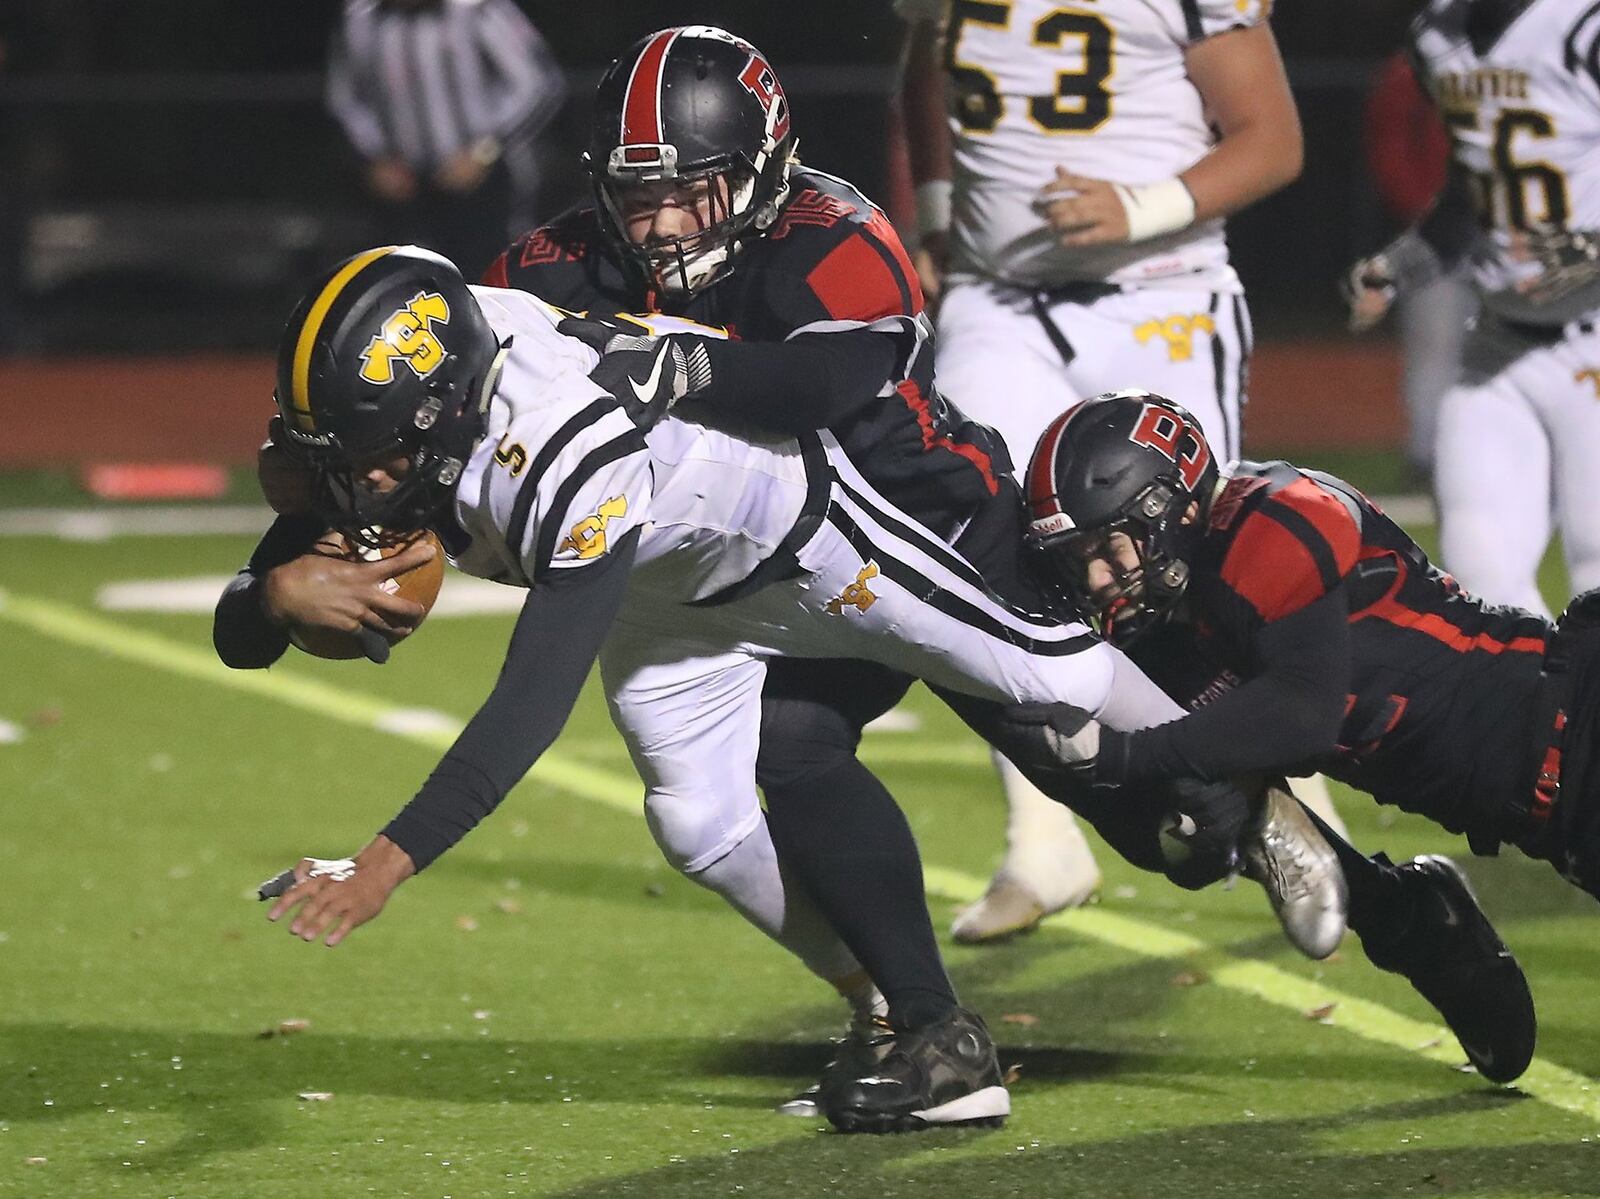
[600,434,1185,982]
[1435,314,1600,619]
[931,278,1252,921]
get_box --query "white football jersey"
[452,288,812,601]
[905,0,1266,289]
[1414,0,1600,322]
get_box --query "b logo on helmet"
[1128,403,1211,490]
[738,54,791,142]
[360,291,452,385]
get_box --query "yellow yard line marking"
[5,588,1597,1124]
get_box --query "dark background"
[0,1,1423,354]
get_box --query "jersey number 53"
[946,0,1113,134]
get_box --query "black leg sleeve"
[757,658,957,1030]
[1296,796,1414,942]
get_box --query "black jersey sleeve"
[678,186,928,432]
[676,327,904,433]
[212,514,326,669]
[1104,583,1352,784]
[379,525,639,872]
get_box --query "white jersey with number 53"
[1413,0,1600,323]
[902,0,1268,289]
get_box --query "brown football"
[287,529,446,661]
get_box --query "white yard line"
[4,586,1595,1125]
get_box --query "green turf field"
[2,480,1597,1199]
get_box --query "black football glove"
[993,702,1106,785]
[557,315,714,429]
[1156,777,1249,890]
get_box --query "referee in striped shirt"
[327,0,565,277]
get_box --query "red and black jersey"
[1122,460,1552,841]
[482,168,1008,536]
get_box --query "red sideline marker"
[83,464,229,501]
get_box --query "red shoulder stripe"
[1274,478,1361,577]
[1220,510,1331,620]
[806,233,911,321]
[863,209,925,313]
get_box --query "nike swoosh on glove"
[583,333,714,430]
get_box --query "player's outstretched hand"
[1035,167,1130,247]
[261,538,435,643]
[266,836,416,947]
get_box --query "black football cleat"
[821,1007,1010,1134]
[1360,854,1536,1084]
[775,1013,895,1118]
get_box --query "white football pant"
[935,279,1250,467]
[600,434,1183,972]
[1435,315,1600,618]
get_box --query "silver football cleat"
[1241,786,1348,959]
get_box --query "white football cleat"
[952,755,1101,944]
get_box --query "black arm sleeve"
[1417,167,1480,271]
[681,328,902,434]
[212,514,325,670]
[1102,586,1353,785]
[379,526,640,871]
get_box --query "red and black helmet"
[1025,391,1220,643]
[585,26,795,295]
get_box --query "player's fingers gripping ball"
[287,530,445,661]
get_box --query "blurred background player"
[1360,50,1474,488]
[326,0,565,280]
[1347,0,1600,617]
[895,0,1308,941]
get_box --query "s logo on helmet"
[1128,403,1211,490]
[360,291,452,385]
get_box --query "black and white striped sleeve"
[325,7,391,161]
[474,0,566,142]
[495,401,653,587]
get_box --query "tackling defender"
[218,246,1337,1132]
[1006,390,1552,1082]
[1347,0,1600,616]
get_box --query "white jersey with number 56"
[901,0,1269,289]
[1413,0,1600,324]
